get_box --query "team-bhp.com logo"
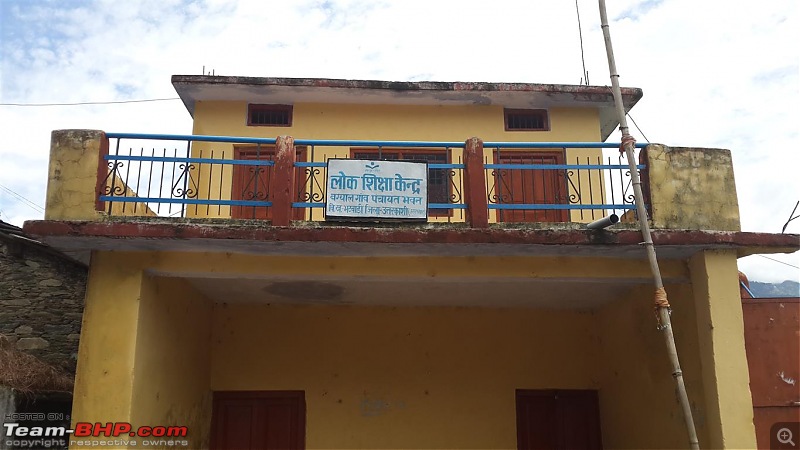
[4,422,187,437]
[4,422,189,448]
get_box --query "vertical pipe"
[598,1,700,448]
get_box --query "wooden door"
[211,391,305,450]
[231,146,306,220]
[516,389,602,450]
[495,151,568,223]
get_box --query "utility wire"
[756,254,799,269]
[782,201,799,233]
[575,0,590,85]
[0,183,45,213]
[626,112,650,142]
[0,97,180,107]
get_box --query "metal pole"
[597,1,700,448]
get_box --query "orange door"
[495,151,568,223]
[231,147,306,220]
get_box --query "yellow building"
[25,76,799,449]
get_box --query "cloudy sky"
[0,0,797,282]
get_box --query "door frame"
[210,390,306,450]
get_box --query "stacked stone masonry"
[0,235,86,374]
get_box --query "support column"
[463,137,488,228]
[46,130,107,221]
[689,249,757,449]
[71,252,146,447]
[271,135,296,227]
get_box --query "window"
[351,149,450,217]
[504,109,549,131]
[248,104,293,127]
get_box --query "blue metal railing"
[483,141,646,222]
[99,133,646,222]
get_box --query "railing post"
[463,137,489,228]
[95,132,109,213]
[271,135,296,227]
[45,130,107,221]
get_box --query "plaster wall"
[689,250,757,449]
[130,276,212,450]
[644,144,740,231]
[595,283,710,449]
[69,250,755,449]
[188,102,606,223]
[45,130,105,221]
[210,303,599,449]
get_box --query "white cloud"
[0,0,797,282]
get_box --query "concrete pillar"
[643,144,740,231]
[463,137,489,228]
[271,135,297,227]
[689,249,757,449]
[71,252,145,443]
[45,130,108,221]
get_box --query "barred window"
[504,109,549,131]
[248,104,292,126]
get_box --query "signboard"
[325,159,428,221]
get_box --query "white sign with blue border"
[325,159,428,220]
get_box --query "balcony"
[41,131,664,224]
[37,128,758,236]
[93,132,651,226]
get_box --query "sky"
[0,0,798,283]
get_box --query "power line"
[0,183,45,213]
[756,254,799,269]
[575,0,590,85]
[0,97,180,107]
[626,112,650,142]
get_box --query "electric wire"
[575,0,590,85]
[626,112,650,142]
[0,183,45,213]
[756,254,799,269]
[0,98,180,107]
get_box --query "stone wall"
[0,234,86,374]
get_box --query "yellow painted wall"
[46,130,106,221]
[71,256,213,449]
[72,250,753,448]
[130,276,213,449]
[186,102,606,223]
[689,250,757,449]
[595,283,711,449]
[69,251,688,283]
[210,303,599,449]
[645,144,741,231]
[106,176,157,217]
[70,252,145,449]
